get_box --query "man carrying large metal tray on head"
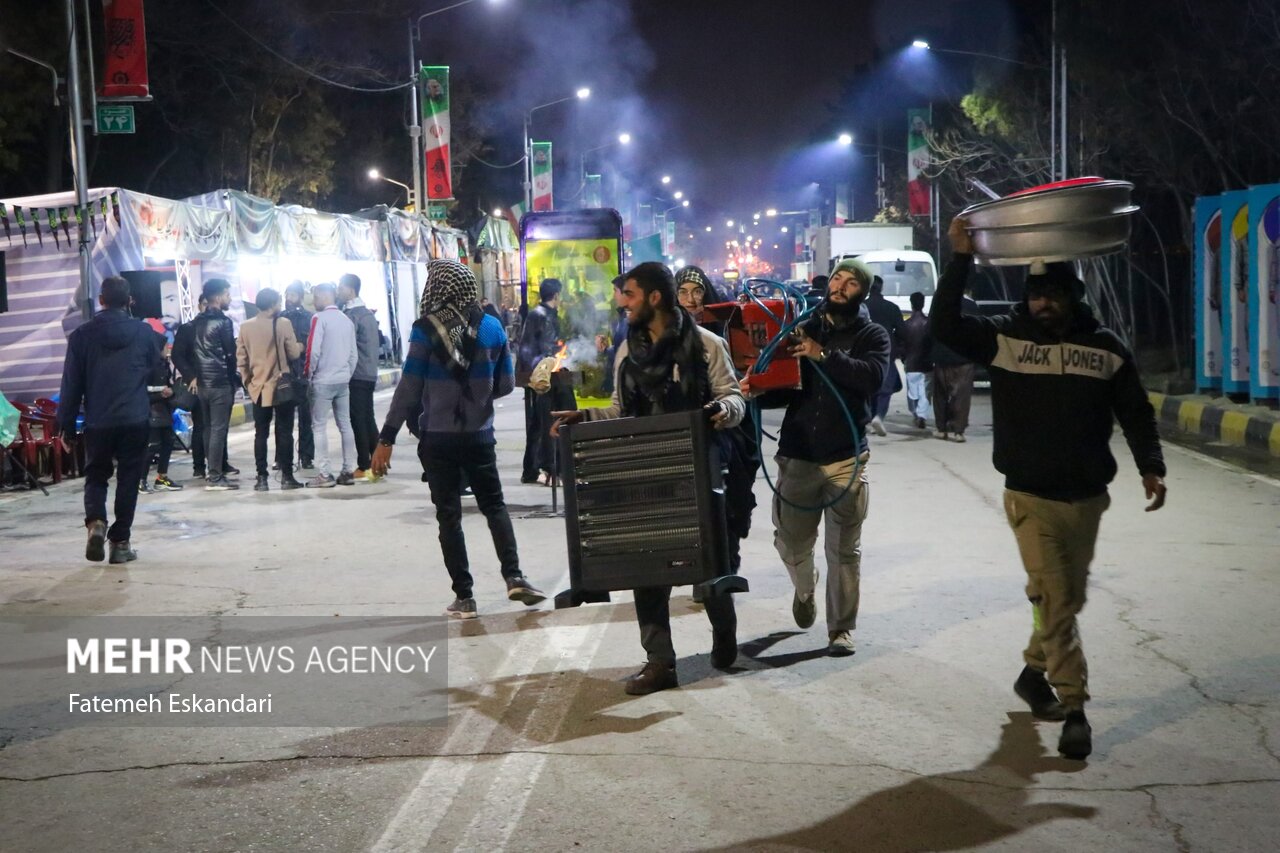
[931,206,1168,762]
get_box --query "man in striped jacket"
[372,260,545,619]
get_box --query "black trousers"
[199,386,235,479]
[253,399,296,476]
[349,379,378,470]
[419,438,520,599]
[521,388,542,480]
[634,587,736,665]
[295,390,314,463]
[522,386,576,479]
[191,391,230,474]
[145,425,175,478]
[83,424,150,543]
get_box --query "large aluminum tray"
[960,178,1138,266]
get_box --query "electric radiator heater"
[556,410,746,608]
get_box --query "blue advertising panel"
[1193,196,1223,392]
[1247,183,1280,400]
[1219,190,1251,395]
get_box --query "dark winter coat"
[57,309,161,432]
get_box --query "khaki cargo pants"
[773,454,870,633]
[1003,489,1111,708]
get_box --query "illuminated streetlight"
[661,175,671,184]
[673,190,684,200]
[705,226,712,232]
[492,208,504,217]
[367,167,415,207]
[576,87,591,99]
[726,219,734,227]
[911,39,930,49]
[781,226,789,233]
[618,132,631,144]
[766,208,778,217]
[838,132,853,146]
[681,200,689,207]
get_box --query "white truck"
[810,223,914,276]
[856,249,939,316]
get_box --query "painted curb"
[1149,392,1280,457]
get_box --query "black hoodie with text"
[929,254,1165,500]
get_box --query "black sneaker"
[505,576,547,606]
[254,474,269,492]
[108,540,138,564]
[445,597,478,619]
[299,458,314,470]
[224,464,241,476]
[205,476,240,491]
[85,520,107,562]
[792,591,816,629]
[1014,665,1067,721]
[335,471,356,486]
[153,474,184,491]
[1058,709,1092,760]
[192,468,206,479]
[280,474,305,490]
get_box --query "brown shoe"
[624,661,678,695]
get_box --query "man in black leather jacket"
[282,281,315,468]
[188,278,240,490]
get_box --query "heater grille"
[560,411,727,591]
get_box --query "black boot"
[1059,709,1092,760]
[108,540,138,564]
[1014,665,1067,721]
[280,469,304,490]
[254,474,269,492]
[86,520,107,562]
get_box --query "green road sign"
[96,105,135,134]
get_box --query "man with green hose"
[744,258,890,657]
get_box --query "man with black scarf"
[746,258,890,658]
[372,260,546,620]
[553,262,747,695]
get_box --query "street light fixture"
[726,219,734,227]
[368,168,416,208]
[579,131,631,193]
[524,87,592,210]
[837,132,853,146]
[766,208,778,217]
[673,190,684,200]
[661,175,672,185]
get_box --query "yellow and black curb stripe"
[1149,392,1280,457]
[229,368,403,428]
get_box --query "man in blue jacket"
[371,260,545,619]
[58,276,161,563]
[931,216,1168,761]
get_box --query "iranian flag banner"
[531,142,553,211]
[907,108,932,217]
[420,66,453,200]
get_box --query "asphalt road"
[1,389,1277,852]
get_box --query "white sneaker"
[951,432,967,443]
[828,630,856,656]
[870,416,888,436]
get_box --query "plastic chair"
[12,403,63,483]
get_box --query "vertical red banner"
[99,0,150,99]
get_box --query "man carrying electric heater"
[553,262,746,695]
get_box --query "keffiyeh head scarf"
[419,259,484,387]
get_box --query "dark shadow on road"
[700,712,1095,852]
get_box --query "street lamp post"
[408,0,503,218]
[578,132,630,193]
[524,88,591,212]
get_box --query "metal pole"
[1054,48,1064,179]
[523,114,532,213]
[1050,0,1057,181]
[407,22,423,215]
[876,119,885,212]
[65,0,93,320]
